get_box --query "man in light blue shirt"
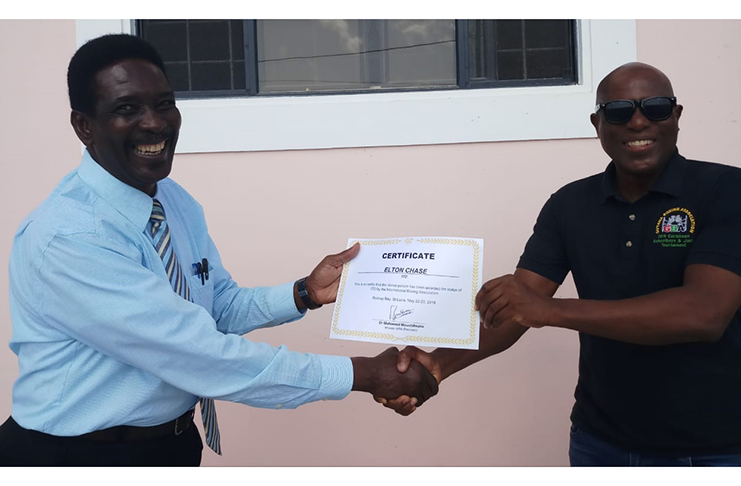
[0,34,437,466]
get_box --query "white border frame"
[76,19,636,153]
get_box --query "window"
[75,19,637,153]
[464,20,575,87]
[138,20,576,98]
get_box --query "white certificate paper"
[330,237,484,350]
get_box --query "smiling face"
[590,63,683,181]
[71,58,181,197]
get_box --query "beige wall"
[0,19,739,466]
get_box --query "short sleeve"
[516,193,570,285]
[686,168,741,277]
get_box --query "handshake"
[351,346,441,416]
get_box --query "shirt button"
[275,404,282,409]
[626,241,633,247]
[629,214,636,221]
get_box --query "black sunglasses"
[595,96,677,124]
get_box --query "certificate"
[330,237,484,350]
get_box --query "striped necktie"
[150,198,222,455]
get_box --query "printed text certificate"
[330,237,483,350]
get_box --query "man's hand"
[475,274,557,330]
[352,347,438,406]
[375,271,559,416]
[374,346,441,416]
[299,243,360,307]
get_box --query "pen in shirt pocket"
[192,258,209,285]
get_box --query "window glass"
[257,20,457,93]
[139,19,576,96]
[468,19,574,83]
[140,19,246,92]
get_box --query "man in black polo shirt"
[378,62,741,466]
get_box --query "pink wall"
[0,20,739,466]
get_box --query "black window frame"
[137,19,577,100]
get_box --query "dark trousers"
[569,424,741,466]
[0,416,202,466]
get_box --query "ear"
[70,110,94,148]
[590,112,600,135]
[674,104,683,122]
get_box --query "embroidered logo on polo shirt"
[653,207,695,248]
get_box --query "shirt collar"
[599,149,686,204]
[77,149,155,232]
[599,163,620,203]
[651,150,686,197]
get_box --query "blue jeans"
[569,425,741,466]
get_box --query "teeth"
[135,141,166,154]
[627,140,653,147]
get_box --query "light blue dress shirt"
[8,150,353,436]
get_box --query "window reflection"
[257,20,457,93]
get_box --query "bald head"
[596,62,674,104]
[590,61,683,186]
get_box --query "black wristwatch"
[296,277,322,310]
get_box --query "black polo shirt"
[517,150,741,456]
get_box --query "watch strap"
[296,276,322,310]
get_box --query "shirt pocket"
[187,270,214,316]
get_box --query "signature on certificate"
[390,305,414,321]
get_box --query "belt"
[78,409,194,442]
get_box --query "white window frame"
[76,19,636,154]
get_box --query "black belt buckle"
[175,409,194,436]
